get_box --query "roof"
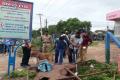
[106,10,120,21]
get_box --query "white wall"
[114,21,120,37]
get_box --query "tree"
[32,17,92,38]
[48,25,57,34]
[32,30,39,38]
[51,17,92,33]
[66,18,81,31]
[56,20,67,33]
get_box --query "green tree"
[32,17,92,38]
[56,20,66,33]
[54,17,92,33]
[32,30,40,38]
[66,18,81,31]
[48,25,57,34]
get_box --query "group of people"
[0,29,92,68]
[20,29,92,67]
[54,30,92,64]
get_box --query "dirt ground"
[0,41,120,79]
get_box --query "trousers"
[21,47,31,65]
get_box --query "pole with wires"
[45,18,48,30]
[37,13,43,36]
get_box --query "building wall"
[114,21,120,38]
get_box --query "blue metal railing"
[105,32,120,63]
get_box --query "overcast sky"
[23,0,120,31]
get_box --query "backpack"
[37,60,52,72]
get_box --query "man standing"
[61,31,70,58]
[80,31,92,61]
[54,36,67,64]
[21,40,31,67]
[69,31,83,64]
[41,31,52,53]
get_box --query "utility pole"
[37,13,43,36]
[107,26,109,31]
[45,19,48,30]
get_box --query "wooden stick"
[78,70,108,77]
[113,72,116,80]
[59,69,110,80]
[64,68,81,80]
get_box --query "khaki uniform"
[41,35,51,53]
[80,46,87,61]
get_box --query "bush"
[31,38,43,50]
[4,69,36,80]
[78,60,119,80]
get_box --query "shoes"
[69,62,76,64]
[20,64,30,67]
[26,64,31,66]
[20,64,27,68]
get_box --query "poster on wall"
[0,0,33,39]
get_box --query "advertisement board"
[0,0,33,39]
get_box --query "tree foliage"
[32,17,92,38]
[48,17,92,34]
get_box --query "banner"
[0,0,33,39]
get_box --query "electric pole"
[107,26,109,31]
[45,19,48,30]
[37,13,43,36]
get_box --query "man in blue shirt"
[54,36,67,64]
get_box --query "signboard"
[0,0,33,39]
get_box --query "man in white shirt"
[68,31,83,64]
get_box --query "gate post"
[105,32,110,64]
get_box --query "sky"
[22,0,120,32]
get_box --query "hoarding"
[0,0,33,39]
